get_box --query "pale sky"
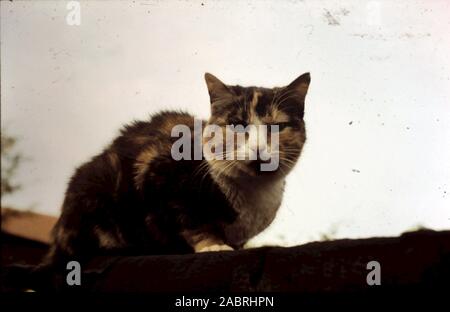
[1,0,449,246]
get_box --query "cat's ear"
[204,73,233,103]
[285,72,311,102]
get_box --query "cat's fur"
[44,72,311,266]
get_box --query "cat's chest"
[221,179,284,246]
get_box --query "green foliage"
[1,130,23,197]
[319,223,340,241]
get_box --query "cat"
[42,72,311,268]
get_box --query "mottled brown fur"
[45,72,311,267]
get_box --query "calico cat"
[43,72,311,267]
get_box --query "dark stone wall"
[1,233,49,266]
[2,229,449,296]
[74,229,449,293]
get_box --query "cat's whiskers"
[196,148,238,187]
[192,160,210,179]
[224,161,241,178]
[192,148,235,180]
[217,160,238,178]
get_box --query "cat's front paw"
[197,244,234,253]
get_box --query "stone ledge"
[71,229,449,292]
[3,229,449,294]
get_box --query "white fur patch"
[197,244,234,252]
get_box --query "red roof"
[1,208,57,244]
